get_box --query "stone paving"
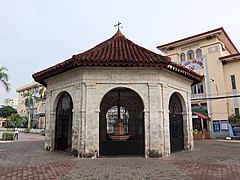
[0,133,240,179]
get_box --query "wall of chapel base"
[43,67,193,158]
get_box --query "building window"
[196,48,202,58]
[187,50,194,60]
[180,53,186,61]
[213,121,220,132]
[191,82,204,95]
[231,75,236,89]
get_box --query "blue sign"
[221,120,229,132]
[213,121,220,132]
[231,124,240,136]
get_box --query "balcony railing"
[191,93,206,100]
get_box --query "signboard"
[220,120,229,132]
[230,124,240,137]
[180,59,204,71]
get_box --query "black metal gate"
[55,92,73,150]
[169,93,184,153]
[99,88,144,156]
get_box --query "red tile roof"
[33,31,203,86]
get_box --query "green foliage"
[38,87,46,99]
[24,90,34,108]
[0,66,10,92]
[2,132,14,140]
[0,106,17,118]
[21,116,28,127]
[228,114,240,124]
[7,113,27,127]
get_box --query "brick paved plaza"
[0,133,240,180]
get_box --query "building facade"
[33,30,202,157]
[16,82,46,129]
[157,27,240,138]
[0,99,18,127]
[4,98,18,109]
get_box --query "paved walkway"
[0,134,240,179]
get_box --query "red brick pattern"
[1,134,240,179]
[0,159,77,180]
[168,159,240,180]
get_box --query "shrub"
[2,132,14,140]
[23,128,30,133]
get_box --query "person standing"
[14,127,19,140]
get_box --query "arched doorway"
[99,88,144,156]
[55,92,73,151]
[169,93,184,153]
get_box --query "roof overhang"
[16,81,41,93]
[157,27,238,54]
[219,53,240,62]
[193,112,210,120]
[33,31,204,87]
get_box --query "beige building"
[33,30,202,157]
[0,99,18,127]
[0,117,6,127]
[4,98,18,109]
[16,81,46,129]
[157,27,240,138]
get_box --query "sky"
[1,0,240,104]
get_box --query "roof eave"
[219,53,240,61]
[157,27,239,54]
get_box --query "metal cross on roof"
[114,21,122,32]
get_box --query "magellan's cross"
[114,21,122,31]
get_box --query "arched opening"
[196,48,202,58]
[99,87,144,156]
[187,50,194,60]
[180,53,186,61]
[55,92,73,151]
[169,93,184,153]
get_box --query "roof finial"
[114,21,123,33]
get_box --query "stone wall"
[44,67,193,157]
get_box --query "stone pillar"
[187,91,194,149]
[144,109,150,157]
[84,82,98,157]
[182,91,193,151]
[161,83,170,156]
[44,91,55,151]
[79,83,86,156]
[147,83,162,158]
[72,84,81,156]
[49,111,56,151]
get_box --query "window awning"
[193,112,210,120]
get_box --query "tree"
[24,89,35,129]
[0,106,17,118]
[7,113,23,127]
[0,66,10,92]
[228,114,240,124]
[38,87,46,99]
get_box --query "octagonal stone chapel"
[33,29,203,158]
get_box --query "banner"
[229,124,240,137]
